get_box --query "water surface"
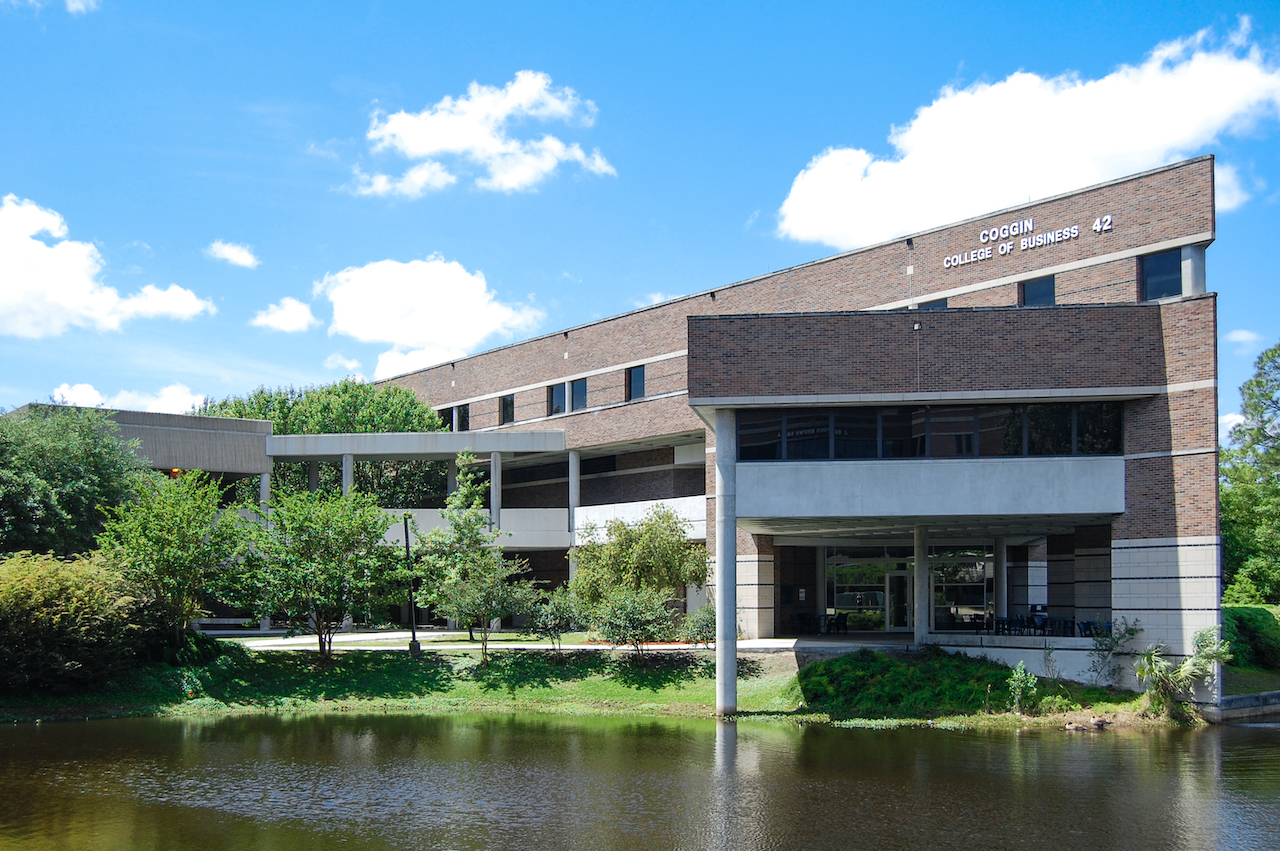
[1,714,1277,850]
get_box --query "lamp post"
[405,515,422,657]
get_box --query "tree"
[526,585,579,655]
[238,490,396,656]
[99,471,245,648]
[0,405,150,555]
[1221,341,1280,602]
[569,504,708,607]
[415,452,539,665]
[200,379,448,507]
[595,586,673,659]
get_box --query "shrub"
[1222,606,1280,670]
[1007,661,1038,714]
[1037,689,1082,715]
[596,586,674,658]
[1086,617,1142,686]
[0,551,142,691]
[680,602,716,647]
[1135,626,1232,716]
[526,586,579,653]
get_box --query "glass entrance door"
[885,570,912,632]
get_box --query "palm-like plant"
[1134,627,1232,716]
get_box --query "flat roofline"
[10,403,274,434]
[377,155,1214,385]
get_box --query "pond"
[1,714,1278,850]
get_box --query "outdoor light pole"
[405,516,422,657]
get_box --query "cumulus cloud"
[205,240,260,268]
[313,254,543,379]
[1220,412,1246,444]
[356,70,615,197]
[53,381,205,414]
[633,292,677,307]
[0,194,215,338]
[251,296,319,333]
[1225,329,1265,356]
[778,20,1280,249]
[323,352,362,373]
[65,0,98,13]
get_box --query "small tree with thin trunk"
[238,489,395,656]
[415,452,539,665]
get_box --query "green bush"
[595,587,674,657]
[1037,692,1082,714]
[680,602,716,647]
[1223,606,1280,669]
[1006,661,1038,714]
[0,551,142,691]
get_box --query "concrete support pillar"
[913,524,929,644]
[489,451,502,529]
[714,408,737,716]
[567,449,581,580]
[308,461,319,493]
[259,472,271,506]
[258,615,271,632]
[446,459,458,494]
[994,536,1008,619]
[1181,244,1207,296]
[341,454,353,495]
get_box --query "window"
[625,365,645,401]
[1020,276,1055,306]
[738,411,782,460]
[1028,404,1072,455]
[917,298,948,311]
[881,407,925,458]
[454,404,470,432]
[834,409,878,459]
[929,407,976,457]
[570,378,587,411]
[1077,402,1123,455]
[499,394,515,425]
[1142,250,1182,300]
[785,410,830,459]
[977,406,1023,456]
[547,383,566,416]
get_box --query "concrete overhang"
[736,456,1124,537]
[266,430,566,462]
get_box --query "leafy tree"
[236,489,397,656]
[0,405,149,555]
[526,585,579,654]
[200,378,448,507]
[99,471,245,648]
[415,452,539,665]
[1221,340,1280,602]
[680,602,717,648]
[569,504,708,607]
[595,586,674,659]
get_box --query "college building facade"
[382,156,1219,701]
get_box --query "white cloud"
[633,292,676,307]
[778,19,1280,249]
[65,0,98,13]
[323,352,362,372]
[358,70,615,196]
[1220,412,1246,443]
[204,240,260,268]
[0,194,215,338]
[313,254,544,379]
[1225,328,1265,355]
[53,382,206,414]
[251,297,319,333]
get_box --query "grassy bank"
[0,641,1158,729]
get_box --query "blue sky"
[2,2,1279,437]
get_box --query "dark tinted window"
[1021,276,1055,306]
[738,411,782,460]
[785,411,830,460]
[882,407,924,458]
[455,404,469,432]
[929,407,975,457]
[626,366,645,401]
[1028,404,1072,455]
[1077,402,1123,455]
[499,394,515,425]
[547,384,565,416]
[581,455,616,475]
[1142,250,1182,300]
[978,406,1022,456]
[834,410,878,458]
[917,299,948,311]
[570,379,587,411]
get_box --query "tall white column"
[715,408,737,717]
[489,451,502,529]
[341,454,353,495]
[308,461,319,492]
[994,536,1008,619]
[914,524,929,645]
[446,459,458,494]
[567,449,581,580]
[258,472,271,506]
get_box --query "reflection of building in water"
[80,157,1222,714]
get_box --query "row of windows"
[444,365,648,430]
[737,402,1123,461]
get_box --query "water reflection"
[1,714,1277,850]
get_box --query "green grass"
[1224,664,1280,695]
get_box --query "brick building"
[384,156,1219,704]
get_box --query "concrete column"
[258,472,271,506]
[1181,244,1207,296]
[567,449,581,580]
[994,536,1008,619]
[489,451,502,529]
[341,454,353,495]
[714,408,737,716]
[913,524,929,644]
[308,461,319,492]
[446,459,458,494]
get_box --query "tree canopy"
[0,405,150,556]
[200,378,448,507]
[569,504,708,606]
